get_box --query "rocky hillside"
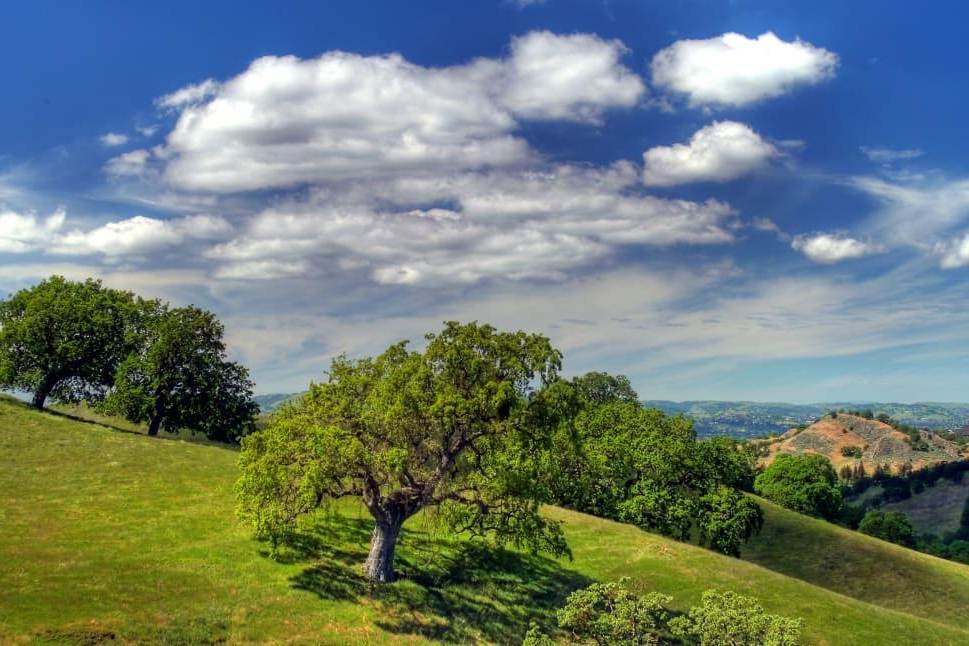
[760,412,965,472]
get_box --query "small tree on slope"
[101,304,257,441]
[236,321,571,583]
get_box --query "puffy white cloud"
[497,31,645,122]
[51,214,232,257]
[153,31,644,193]
[791,233,885,263]
[936,233,969,268]
[651,32,837,107]
[203,163,736,285]
[642,121,778,186]
[100,132,128,147]
[860,146,924,164]
[0,207,66,253]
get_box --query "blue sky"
[3,0,969,402]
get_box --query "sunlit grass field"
[2,395,969,644]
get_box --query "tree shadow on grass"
[44,406,144,436]
[285,515,591,644]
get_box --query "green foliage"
[528,580,801,646]
[837,503,867,530]
[553,578,672,646]
[237,321,570,581]
[100,305,257,442]
[859,510,916,548]
[0,276,141,408]
[696,486,765,557]
[569,371,639,407]
[840,446,862,458]
[754,454,843,520]
[669,590,802,646]
[547,400,761,556]
[521,622,557,646]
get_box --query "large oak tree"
[236,321,571,583]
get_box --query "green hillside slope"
[2,396,968,645]
[878,480,969,536]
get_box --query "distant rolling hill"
[255,395,969,436]
[758,412,966,472]
[644,400,969,438]
[253,392,304,412]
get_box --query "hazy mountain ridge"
[253,392,304,412]
[257,394,969,437]
[643,400,969,438]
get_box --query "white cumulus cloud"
[791,233,885,264]
[497,31,645,122]
[203,163,736,285]
[642,121,778,186]
[651,31,837,107]
[51,214,232,257]
[153,31,645,193]
[0,207,66,253]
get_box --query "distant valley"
[643,400,969,438]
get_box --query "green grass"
[2,395,969,644]
[881,480,969,536]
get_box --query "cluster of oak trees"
[0,276,256,442]
[236,321,765,584]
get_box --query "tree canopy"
[237,321,571,583]
[754,454,843,520]
[858,510,916,548]
[0,276,141,408]
[568,371,639,407]
[547,399,762,556]
[100,304,257,441]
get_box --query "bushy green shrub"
[840,446,862,458]
[670,590,802,646]
[524,580,802,646]
[556,578,671,645]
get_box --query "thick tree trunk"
[31,388,49,409]
[147,413,163,436]
[363,514,403,583]
[31,376,56,409]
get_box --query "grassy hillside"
[2,397,969,644]
[851,480,969,536]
